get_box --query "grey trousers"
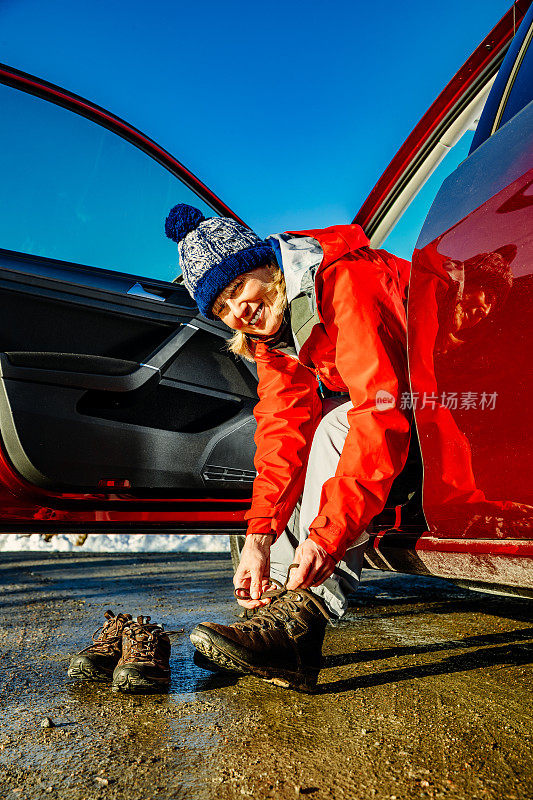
[268,398,369,619]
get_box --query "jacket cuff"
[246,517,275,536]
[244,501,296,537]
[308,515,347,562]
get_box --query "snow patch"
[0,533,231,552]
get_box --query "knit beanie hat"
[463,244,515,308]
[165,204,273,318]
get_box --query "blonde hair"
[227,265,287,361]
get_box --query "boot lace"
[78,610,132,655]
[233,564,331,632]
[125,616,182,665]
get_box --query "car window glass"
[497,26,533,130]
[0,83,215,283]
[470,8,533,154]
[382,132,474,260]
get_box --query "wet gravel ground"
[0,551,531,800]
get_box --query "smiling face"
[436,280,499,355]
[212,265,285,337]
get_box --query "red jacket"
[244,224,412,562]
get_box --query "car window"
[0,82,215,283]
[496,22,533,130]
[470,7,533,153]
[381,12,533,264]
[382,132,475,260]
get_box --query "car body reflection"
[409,168,533,540]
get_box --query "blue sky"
[0,0,512,274]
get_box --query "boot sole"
[190,627,318,692]
[112,676,167,694]
[112,670,169,695]
[67,662,113,682]
[191,634,249,675]
[193,649,245,675]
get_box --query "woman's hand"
[233,533,276,610]
[286,539,336,590]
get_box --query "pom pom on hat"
[165,204,205,243]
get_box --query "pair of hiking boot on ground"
[68,612,176,693]
[69,576,331,693]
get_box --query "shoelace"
[233,564,331,631]
[78,610,132,655]
[124,616,182,664]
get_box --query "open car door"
[0,65,257,533]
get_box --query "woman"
[165,203,412,690]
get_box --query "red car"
[0,2,531,597]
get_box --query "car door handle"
[126,281,196,308]
[0,320,201,393]
[126,282,166,302]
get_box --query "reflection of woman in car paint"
[165,203,412,690]
[435,247,514,355]
[409,241,532,537]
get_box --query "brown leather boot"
[190,588,330,692]
[68,610,132,681]
[193,606,260,675]
[112,616,176,694]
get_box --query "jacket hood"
[266,224,374,355]
[287,224,370,269]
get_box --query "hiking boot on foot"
[68,610,132,682]
[190,586,330,692]
[193,606,261,675]
[112,616,175,694]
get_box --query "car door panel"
[0,252,258,494]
